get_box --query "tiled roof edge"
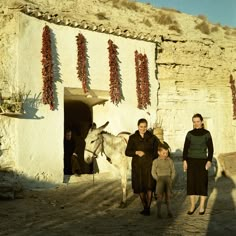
[20,5,161,44]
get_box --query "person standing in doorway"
[64,128,76,175]
[125,118,159,216]
[183,113,214,215]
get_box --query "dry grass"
[96,12,109,20]
[195,20,210,34]
[169,24,182,34]
[128,18,135,24]
[153,12,176,25]
[143,18,152,27]
[211,25,219,33]
[223,25,230,31]
[112,0,139,11]
[160,7,181,13]
[231,30,236,36]
[197,14,208,21]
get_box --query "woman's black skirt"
[187,158,208,196]
[131,156,155,194]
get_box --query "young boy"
[151,143,176,218]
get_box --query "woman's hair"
[192,113,204,128]
[192,113,203,121]
[137,118,148,126]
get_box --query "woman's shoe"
[199,210,205,215]
[140,209,145,215]
[187,207,196,215]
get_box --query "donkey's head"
[84,121,109,164]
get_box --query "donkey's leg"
[119,165,127,208]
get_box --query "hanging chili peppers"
[229,74,236,119]
[76,33,89,93]
[135,50,150,109]
[41,25,54,110]
[108,39,122,105]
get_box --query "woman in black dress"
[183,113,214,215]
[125,118,159,216]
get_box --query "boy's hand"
[183,160,187,172]
[205,161,211,170]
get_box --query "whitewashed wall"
[15,13,157,183]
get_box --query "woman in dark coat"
[125,118,159,216]
[183,113,214,215]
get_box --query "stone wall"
[157,36,236,158]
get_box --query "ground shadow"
[206,171,236,235]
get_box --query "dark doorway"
[64,100,93,175]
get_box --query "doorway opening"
[63,87,108,178]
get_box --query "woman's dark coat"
[125,130,159,193]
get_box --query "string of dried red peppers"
[135,51,150,109]
[76,33,88,93]
[229,74,236,119]
[108,39,122,105]
[41,25,54,110]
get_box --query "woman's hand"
[183,160,187,172]
[135,151,145,157]
[205,161,212,170]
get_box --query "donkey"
[84,121,130,208]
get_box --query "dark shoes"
[167,212,173,218]
[187,207,205,215]
[199,210,205,215]
[140,208,150,216]
[187,207,196,215]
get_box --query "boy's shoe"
[144,208,150,216]
[140,209,145,215]
[140,208,150,216]
[167,212,173,218]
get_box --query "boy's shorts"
[156,176,172,199]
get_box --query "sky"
[138,0,236,28]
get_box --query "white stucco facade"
[14,13,158,183]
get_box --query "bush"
[112,0,139,11]
[96,12,109,20]
[153,12,175,25]
[195,21,210,34]
[231,30,236,36]
[197,14,208,21]
[143,18,152,27]
[160,7,181,13]
[211,25,219,32]
[169,24,182,34]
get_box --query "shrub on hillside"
[143,18,152,27]
[169,24,182,34]
[195,21,210,34]
[197,14,208,21]
[160,7,181,13]
[211,25,219,32]
[153,12,175,25]
[96,12,109,20]
[231,30,236,36]
[112,0,139,11]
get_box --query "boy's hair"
[158,142,169,151]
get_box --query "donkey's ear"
[98,121,109,132]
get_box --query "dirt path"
[0,162,236,236]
